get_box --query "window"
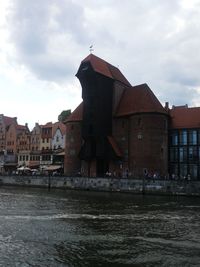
[179,147,187,162]
[170,131,178,146]
[69,149,76,156]
[189,164,198,179]
[189,146,198,162]
[179,164,188,177]
[170,163,178,175]
[198,147,200,162]
[179,130,187,145]
[189,130,197,145]
[170,147,178,162]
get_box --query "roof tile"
[80,54,131,86]
[115,83,167,116]
[65,103,83,123]
[170,106,200,129]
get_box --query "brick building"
[64,54,169,178]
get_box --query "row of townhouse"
[0,114,66,174]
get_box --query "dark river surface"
[0,187,200,267]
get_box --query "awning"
[107,136,122,157]
[56,152,65,156]
[43,165,61,171]
[17,166,31,171]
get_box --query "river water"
[0,187,200,267]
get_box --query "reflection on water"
[0,187,200,266]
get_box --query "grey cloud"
[7,0,88,82]
[160,85,198,107]
[6,0,200,107]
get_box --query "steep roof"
[107,136,122,157]
[17,125,27,130]
[52,121,66,136]
[67,84,167,122]
[2,116,17,126]
[65,103,83,123]
[17,124,30,133]
[68,56,167,122]
[115,83,167,117]
[79,54,131,87]
[41,122,53,128]
[170,106,200,129]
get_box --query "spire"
[89,45,94,54]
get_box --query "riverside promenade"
[0,175,200,196]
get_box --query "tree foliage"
[58,109,71,122]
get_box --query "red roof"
[17,125,27,130]
[3,116,17,126]
[107,136,122,157]
[80,54,131,87]
[170,106,200,129]
[52,121,66,136]
[115,83,167,117]
[67,84,167,122]
[66,103,83,123]
[41,122,53,128]
[68,56,167,123]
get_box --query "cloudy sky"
[0,0,200,129]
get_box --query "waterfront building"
[40,122,53,168]
[51,122,66,173]
[5,121,30,172]
[17,123,31,167]
[52,122,66,150]
[0,114,17,153]
[0,115,17,173]
[169,105,200,179]
[29,123,41,169]
[64,54,168,177]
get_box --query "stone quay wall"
[1,175,200,196]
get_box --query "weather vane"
[89,45,94,53]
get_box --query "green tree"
[58,109,71,122]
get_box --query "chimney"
[165,102,169,110]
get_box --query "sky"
[0,0,200,130]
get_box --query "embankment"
[0,175,200,196]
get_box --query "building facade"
[64,54,169,178]
[169,105,200,179]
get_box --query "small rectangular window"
[179,130,187,145]
[189,130,197,145]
